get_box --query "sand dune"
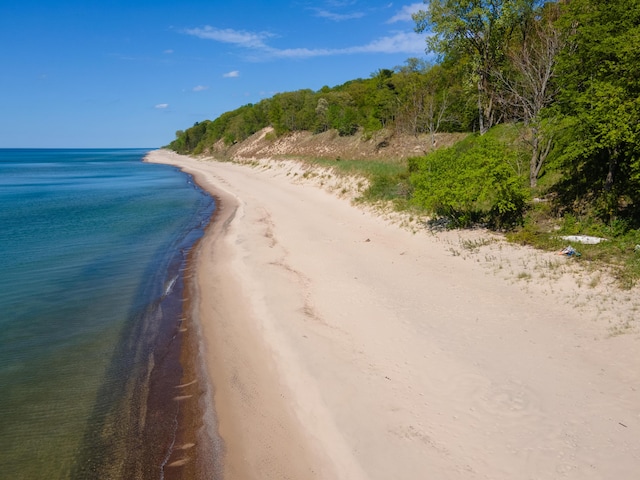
[147,149,640,480]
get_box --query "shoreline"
[139,154,222,480]
[122,174,217,480]
[162,236,222,479]
[147,149,640,479]
[147,150,326,478]
[67,152,217,480]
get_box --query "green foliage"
[362,172,412,202]
[557,221,640,288]
[413,1,545,133]
[165,0,640,278]
[409,135,528,228]
[508,211,640,288]
[168,121,209,154]
[300,156,405,179]
[553,0,640,223]
[328,105,359,136]
[168,62,469,155]
[506,220,560,250]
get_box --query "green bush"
[409,136,528,229]
[328,105,359,136]
[223,133,236,146]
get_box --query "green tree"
[202,111,236,145]
[554,0,640,221]
[314,97,330,133]
[414,0,544,134]
[368,69,398,129]
[266,90,318,134]
[393,62,454,146]
[493,2,564,187]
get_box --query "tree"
[422,65,453,147]
[324,91,360,136]
[554,0,640,220]
[394,67,430,135]
[314,97,330,133]
[493,3,564,186]
[413,0,544,134]
[369,69,398,129]
[394,63,452,147]
[395,57,430,75]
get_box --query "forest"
[169,0,640,284]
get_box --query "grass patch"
[507,210,640,288]
[461,237,493,251]
[517,271,532,281]
[281,154,406,178]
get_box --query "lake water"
[0,149,214,479]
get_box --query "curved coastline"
[144,151,237,479]
[166,173,233,480]
[146,149,640,480]
[71,156,217,480]
[146,149,325,479]
[140,152,224,479]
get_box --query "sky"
[0,1,431,148]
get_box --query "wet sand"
[147,149,640,480]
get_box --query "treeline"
[170,0,640,230]
[169,58,471,155]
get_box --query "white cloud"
[183,24,425,60]
[223,70,240,78]
[192,85,209,91]
[387,3,425,23]
[155,103,169,109]
[163,49,174,54]
[313,9,365,21]
[268,31,425,58]
[267,47,332,59]
[346,31,425,54]
[183,26,273,49]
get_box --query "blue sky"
[0,1,429,148]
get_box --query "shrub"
[409,136,528,229]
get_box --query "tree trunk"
[530,134,539,188]
[477,80,485,135]
[605,148,618,192]
[529,126,554,188]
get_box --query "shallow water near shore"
[0,149,214,479]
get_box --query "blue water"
[0,149,214,479]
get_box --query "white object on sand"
[560,235,607,244]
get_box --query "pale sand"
[147,149,640,480]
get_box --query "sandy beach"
[147,149,640,480]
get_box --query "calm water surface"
[0,149,214,479]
